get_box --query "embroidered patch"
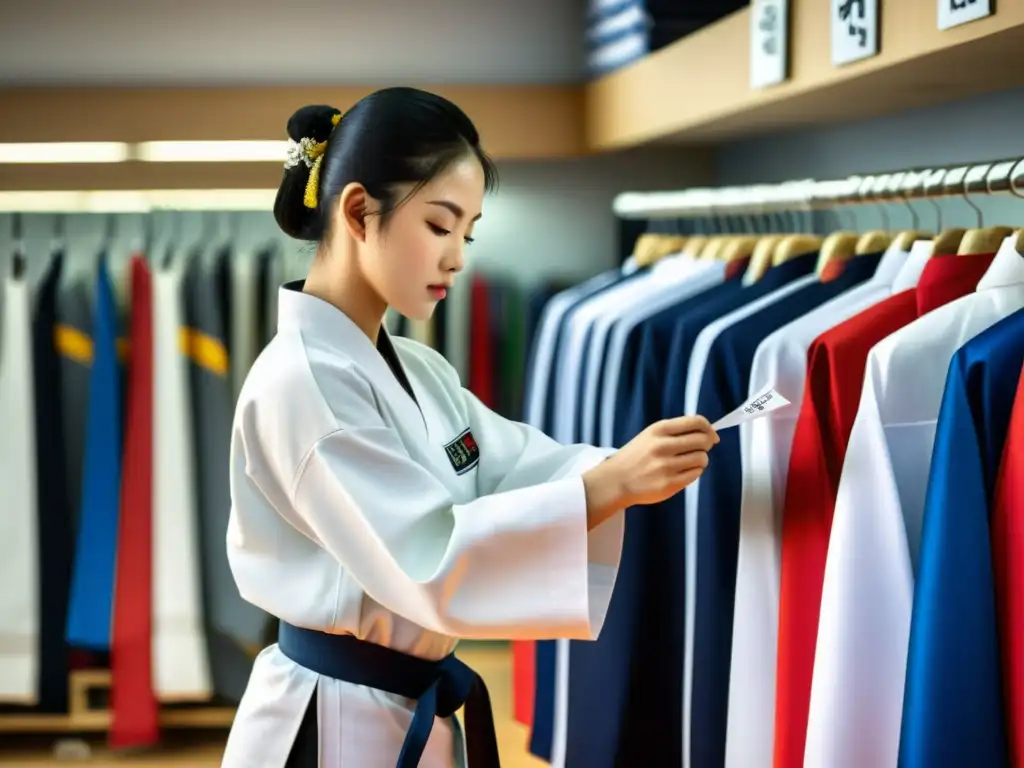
[444,428,480,475]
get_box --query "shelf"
[585,0,1024,150]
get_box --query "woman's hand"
[582,415,719,529]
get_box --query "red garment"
[468,275,495,408]
[993,363,1024,764]
[110,256,158,748]
[512,640,535,726]
[772,252,995,768]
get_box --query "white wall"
[716,87,1024,231]
[0,0,589,85]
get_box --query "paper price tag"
[712,386,792,431]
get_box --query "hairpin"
[283,112,343,209]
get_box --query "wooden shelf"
[585,0,1024,150]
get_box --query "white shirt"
[0,267,38,703]
[222,283,623,768]
[804,235,1024,768]
[681,274,818,768]
[724,242,917,767]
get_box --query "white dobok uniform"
[222,282,624,767]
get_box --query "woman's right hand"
[583,415,719,529]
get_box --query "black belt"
[277,622,501,767]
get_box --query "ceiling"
[0,0,588,85]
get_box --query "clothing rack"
[612,157,1024,218]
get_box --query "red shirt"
[110,256,158,748]
[772,252,995,768]
[992,363,1024,764]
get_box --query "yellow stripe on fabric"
[179,327,229,377]
[54,324,93,365]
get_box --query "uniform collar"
[976,234,1024,292]
[277,280,429,436]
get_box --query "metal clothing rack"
[611,157,1024,220]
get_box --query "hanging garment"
[504,284,527,421]
[562,261,747,768]
[0,257,39,703]
[221,281,623,767]
[992,364,1024,765]
[185,248,261,702]
[231,249,272,403]
[110,255,159,747]
[570,252,815,767]
[590,259,725,446]
[898,307,1024,767]
[724,240,920,767]
[31,252,72,713]
[152,252,211,701]
[66,257,123,652]
[688,252,883,768]
[523,267,632,762]
[781,249,994,768]
[807,236,1024,768]
[56,267,96,533]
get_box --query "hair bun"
[274,104,341,241]
[286,104,341,143]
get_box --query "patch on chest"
[443,428,480,475]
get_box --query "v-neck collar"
[277,281,429,436]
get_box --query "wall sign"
[938,0,992,31]
[750,0,790,89]
[831,0,879,67]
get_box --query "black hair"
[274,87,499,242]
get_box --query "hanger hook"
[962,171,984,229]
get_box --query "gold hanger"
[682,235,709,259]
[957,162,1013,255]
[855,230,892,254]
[814,231,859,278]
[850,174,892,255]
[744,235,784,282]
[774,234,824,265]
[700,235,728,261]
[719,235,759,264]
[1004,158,1024,255]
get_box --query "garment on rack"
[110,255,158,747]
[688,251,883,768]
[806,237,1024,768]
[187,247,261,702]
[66,257,123,652]
[898,307,1024,767]
[0,258,39,703]
[781,248,994,768]
[993,364,1024,766]
[725,239,925,767]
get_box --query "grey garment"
[56,271,94,532]
[184,247,266,703]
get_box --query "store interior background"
[3,0,1024,764]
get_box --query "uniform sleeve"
[284,380,624,642]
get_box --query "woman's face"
[360,155,486,321]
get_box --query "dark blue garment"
[897,308,1024,768]
[614,279,741,447]
[567,255,819,767]
[33,253,72,712]
[277,623,500,768]
[689,252,882,768]
[529,267,641,761]
[66,257,123,651]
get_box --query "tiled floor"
[0,644,546,767]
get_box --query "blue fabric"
[278,623,499,768]
[529,267,641,761]
[689,252,882,768]
[565,254,817,767]
[897,308,1024,768]
[65,258,123,651]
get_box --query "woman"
[222,87,718,767]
